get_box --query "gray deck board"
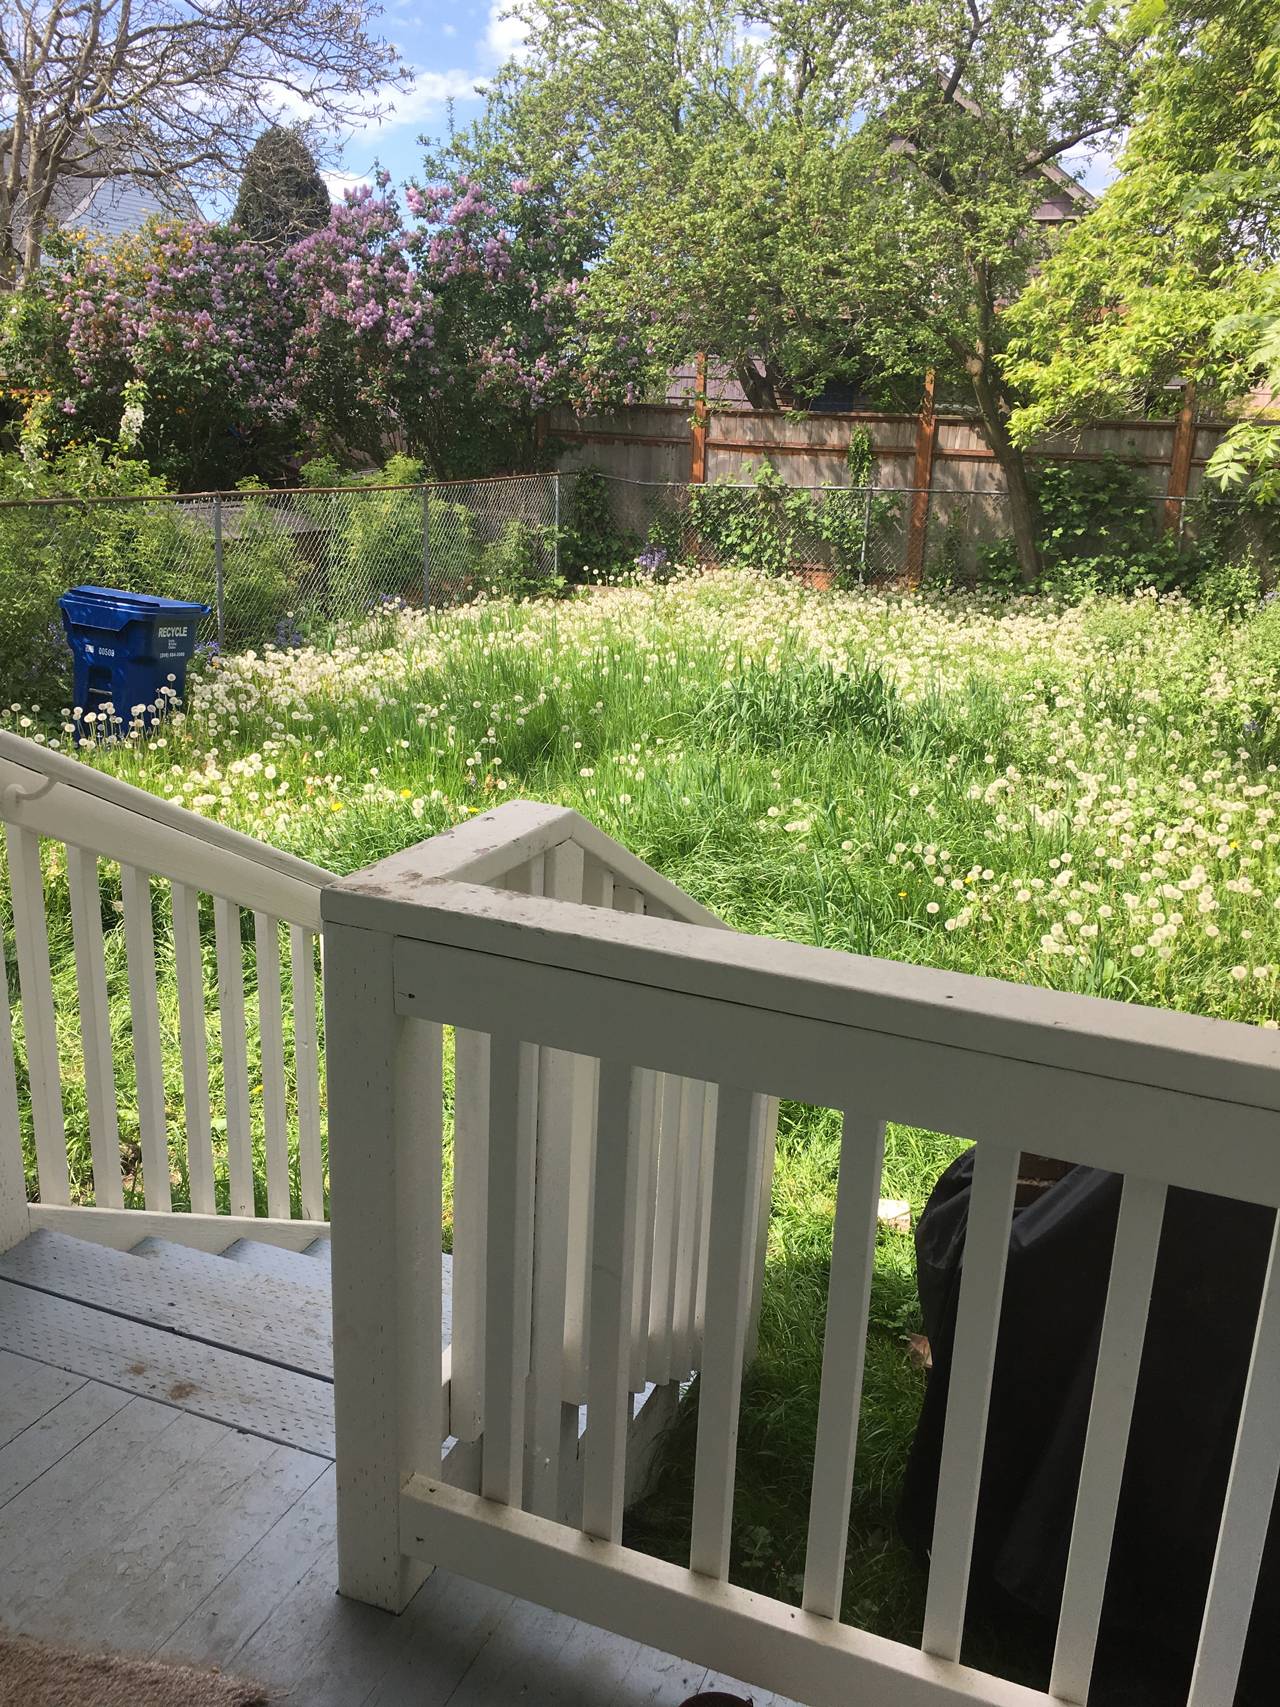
[0,1346,85,1449]
[0,1236,804,1707]
[0,1378,132,1510]
[0,1279,335,1454]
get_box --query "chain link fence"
[1,470,1272,707]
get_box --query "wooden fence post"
[905,371,937,585]
[690,354,708,485]
[1164,382,1197,536]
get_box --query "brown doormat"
[0,1633,268,1707]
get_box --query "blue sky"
[318,1,517,198]
[317,2,1117,202]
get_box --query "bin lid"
[59,586,211,632]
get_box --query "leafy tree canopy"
[1004,0,1280,500]
[464,0,1135,578]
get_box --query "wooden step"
[1,1229,334,1381]
[0,1278,334,1456]
[220,1237,331,1286]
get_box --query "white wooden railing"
[325,819,1280,1707]
[0,729,333,1252]
[0,736,756,1421]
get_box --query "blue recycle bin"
[59,586,211,725]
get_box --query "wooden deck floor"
[0,1244,800,1707]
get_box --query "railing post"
[212,493,226,650]
[1164,380,1197,538]
[325,914,443,1613]
[905,371,937,586]
[691,353,708,484]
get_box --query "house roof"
[59,173,200,241]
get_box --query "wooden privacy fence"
[326,800,1280,1707]
[544,380,1219,581]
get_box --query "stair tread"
[220,1238,330,1285]
[1,1228,334,1380]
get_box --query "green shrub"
[477,518,563,599]
[221,491,300,648]
[688,463,814,576]
[559,466,633,580]
[1188,552,1262,616]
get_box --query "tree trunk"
[733,357,778,412]
[968,354,1041,584]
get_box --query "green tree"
[233,126,333,249]
[1004,0,1280,502]
[484,0,1133,581]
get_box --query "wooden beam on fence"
[690,354,708,484]
[904,372,937,586]
[1164,382,1197,534]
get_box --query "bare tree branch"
[0,0,410,282]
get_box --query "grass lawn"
[4,569,1280,1661]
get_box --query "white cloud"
[484,2,532,65]
[372,66,484,131]
[442,21,457,36]
[322,168,371,199]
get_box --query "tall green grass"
[4,571,1279,1663]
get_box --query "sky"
[314,1,1118,203]
[317,1,521,200]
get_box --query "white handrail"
[326,819,1280,1707]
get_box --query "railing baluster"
[214,895,253,1216]
[690,1083,758,1580]
[526,838,585,1519]
[630,1063,660,1393]
[121,862,169,1212]
[290,924,324,1221]
[647,1073,685,1385]
[482,1032,538,1508]
[0,914,28,1248]
[744,1094,780,1363]
[922,1140,1020,1661]
[67,846,122,1209]
[171,881,214,1215]
[254,912,290,1219]
[670,1080,707,1378]
[1187,1215,1280,1707]
[1051,1175,1167,1703]
[583,1059,642,1543]
[691,1082,719,1360]
[802,1113,887,1620]
[4,826,67,1203]
[451,1025,490,1441]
